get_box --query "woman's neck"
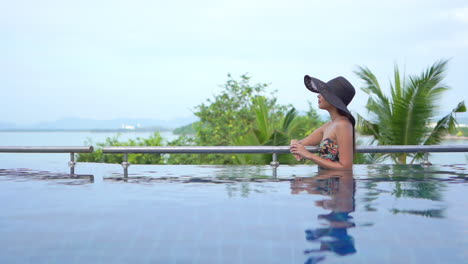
[328,108,343,121]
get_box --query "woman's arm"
[291,120,353,170]
[290,123,327,161]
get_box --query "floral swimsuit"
[319,138,339,162]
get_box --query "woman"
[290,75,356,170]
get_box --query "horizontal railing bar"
[102,146,308,154]
[1,145,467,154]
[357,145,468,153]
[0,146,94,153]
[102,145,468,154]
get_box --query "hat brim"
[304,75,355,126]
[304,75,326,93]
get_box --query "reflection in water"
[0,168,94,184]
[363,165,450,218]
[291,170,356,264]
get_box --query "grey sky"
[2,0,467,124]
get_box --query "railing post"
[69,152,76,175]
[420,152,432,166]
[270,153,279,178]
[121,153,130,178]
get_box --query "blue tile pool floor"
[0,164,467,263]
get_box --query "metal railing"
[0,146,94,175]
[2,145,467,177]
[102,145,468,177]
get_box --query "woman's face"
[318,94,333,110]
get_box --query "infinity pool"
[0,163,467,264]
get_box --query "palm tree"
[355,59,466,164]
[235,96,324,164]
[235,96,298,164]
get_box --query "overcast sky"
[2,0,467,124]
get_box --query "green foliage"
[182,74,284,164]
[353,138,383,164]
[451,127,468,136]
[353,153,374,164]
[166,73,324,165]
[355,59,466,164]
[77,132,164,164]
[173,122,197,135]
[235,96,293,164]
[287,102,324,140]
[165,134,205,164]
[77,74,324,165]
[359,165,447,218]
[235,97,324,164]
[194,74,274,145]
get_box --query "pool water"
[0,164,467,264]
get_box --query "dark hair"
[337,109,356,153]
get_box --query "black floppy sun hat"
[304,75,356,126]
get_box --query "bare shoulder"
[335,119,353,133]
[334,118,353,149]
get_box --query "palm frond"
[252,96,272,143]
[410,101,465,163]
[391,77,431,145]
[267,130,289,146]
[423,101,466,144]
[234,128,262,164]
[391,60,449,145]
[355,66,383,99]
[282,107,297,132]
[356,114,379,139]
[355,66,392,116]
[420,59,449,88]
[415,60,449,104]
[391,63,402,99]
[355,59,456,164]
[354,152,385,164]
[355,66,393,140]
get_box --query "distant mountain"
[1,112,465,131]
[0,116,198,130]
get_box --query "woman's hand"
[290,139,308,161]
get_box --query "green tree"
[194,73,279,146]
[170,74,285,164]
[355,59,466,164]
[77,132,164,164]
[168,73,324,165]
